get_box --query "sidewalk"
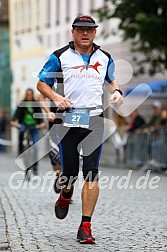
[0,150,167,251]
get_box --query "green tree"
[96,0,167,75]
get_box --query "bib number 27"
[72,115,81,122]
[63,108,90,128]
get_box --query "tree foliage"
[96,0,167,75]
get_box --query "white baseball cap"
[152,101,162,108]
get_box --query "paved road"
[0,149,167,252]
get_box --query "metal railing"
[126,128,167,171]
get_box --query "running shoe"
[77,222,95,244]
[54,187,73,219]
[54,174,61,194]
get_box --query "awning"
[125,79,167,97]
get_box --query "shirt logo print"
[71,61,102,73]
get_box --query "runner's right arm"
[37,80,72,110]
[37,54,72,110]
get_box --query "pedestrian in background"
[37,15,123,244]
[159,108,167,129]
[39,93,62,193]
[0,111,7,153]
[10,88,45,175]
[123,110,145,132]
[112,112,128,161]
[143,100,162,132]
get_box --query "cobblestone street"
[0,148,167,252]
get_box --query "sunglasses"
[74,27,95,33]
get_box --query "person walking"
[0,111,7,153]
[39,93,62,193]
[10,88,45,175]
[37,15,123,244]
[123,110,145,132]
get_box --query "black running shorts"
[51,114,104,185]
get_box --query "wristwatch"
[113,89,123,96]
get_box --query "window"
[36,0,40,30]
[56,32,60,47]
[90,0,95,13]
[17,1,23,34]
[14,2,19,34]
[77,0,82,16]
[56,0,60,25]
[47,35,51,48]
[21,0,25,33]
[46,0,51,27]
[28,0,32,31]
[66,0,70,22]
[21,65,26,81]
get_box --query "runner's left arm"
[104,57,123,106]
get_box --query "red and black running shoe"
[77,222,95,244]
[54,187,73,219]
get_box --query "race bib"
[63,108,90,128]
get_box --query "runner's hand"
[10,121,18,127]
[38,122,46,129]
[54,96,73,110]
[47,112,56,122]
[110,91,123,106]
